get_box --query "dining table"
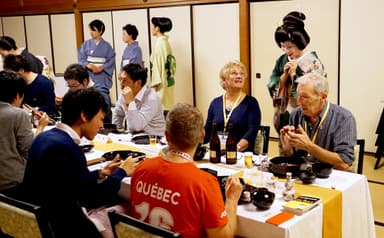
[85,132,376,238]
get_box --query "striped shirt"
[290,101,357,165]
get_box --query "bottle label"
[210,151,216,158]
[226,151,237,164]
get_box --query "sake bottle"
[225,124,237,165]
[209,123,221,163]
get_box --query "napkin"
[266,212,295,226]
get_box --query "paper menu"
[296,51,325,75]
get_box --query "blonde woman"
[204,60,261,152]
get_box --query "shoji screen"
[50,13,77,74]
[193,3,239,119]
[25,15,53,65]
[2,16,25,48]
[150,6,194,106]
[112,8,149,97]
[340,0,384,152]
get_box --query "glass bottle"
[225,123,237,165]
[254,128,265,155]
[209,123,221,163]
[282,172,296,201]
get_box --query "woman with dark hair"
[150,17,175,110]
[78,19,116,123]
[121,24,142,67]
[267,11,325,133]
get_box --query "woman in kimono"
[78,19,115,123]
[150,17,174,110]
[121,24,142,68]
[267,11,325,133]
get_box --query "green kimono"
[150,35,175,110]
[267,51,324,132]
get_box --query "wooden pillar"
[74,7,83,49]
[239,0,250,95]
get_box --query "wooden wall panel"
[76,0,233,11]
[0,0,23,15]
[193,3,239,119]
[0,17,3,35]
[0,0,73,15]
[0,17,2,70]
[150,6,194,106]
[25,15,53,66]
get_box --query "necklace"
[168,150,194,163]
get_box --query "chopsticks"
[23,104,56,124]
[134,155,147,162]
[87,154,146,167]
[87,157,106,166]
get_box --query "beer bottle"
[225,123,237,165]
[209,123,221,163]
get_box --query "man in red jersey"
[130,103,243,238]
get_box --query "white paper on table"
[54,76,69,97]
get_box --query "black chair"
[0,193,54,238]
[163,110,169,119]
[351,139,365,174]
[374,108,384,169]
[108,210,182,238]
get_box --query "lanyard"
[304,101,330,143]
[168,150,194,163]
[222,93,243,130]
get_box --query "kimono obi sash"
[87,56,106,66]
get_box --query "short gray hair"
[166,103,204,150]
[296,72,328,95]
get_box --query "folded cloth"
[93,141,140,152]
[266,212,295,226]
[294,182,342,238]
